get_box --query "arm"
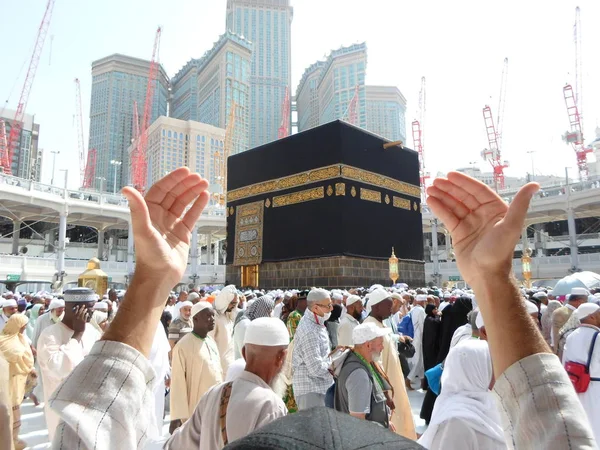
[428,172,596,447]
[49,168,210,449]
[164,391,204,449]
[38,332,85,378]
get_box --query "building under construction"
[0,109,41,181]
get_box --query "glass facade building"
[226,0,293,149]
[170,59,201,122]
[1,110,41,181]
[89,54,169,192]
[365,86,407,143]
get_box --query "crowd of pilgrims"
[2,280,600,449]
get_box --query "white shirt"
[273,302,284,319]
[337,314,360,347]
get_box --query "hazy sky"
[2,0,599,188]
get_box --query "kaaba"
[225,120,425,289]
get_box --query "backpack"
[565,330,600,393]
[398,313,414,338]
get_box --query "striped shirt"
[292,310,333,397]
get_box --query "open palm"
[122,167,210,288]
[427,172,539,286]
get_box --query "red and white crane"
[346,85,360,126]
[278,86,291,138]
[131,27,162,193]
[75,78,97,189]
[412,76,429,197]
[562,6,592,180]
[1,0,56,175]
[482,57,509,191]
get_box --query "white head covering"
[1,299,17,308]
[214,285,237,312]
[524,300,539,315]
[415,294,428,303]
[417,340,505,448]
[575,303,600,321]
[366,288,391,313]
[93,301,108,311]
[244,317,289,346]
[188,292,200,302]
[191,301,212,318]
[345,295,362,307]
[352,322,391,345]
[49,299,65,310]
[368,284,384,293]
[571,287,590,297]
[476,310,485,329]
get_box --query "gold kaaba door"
[241,265,259,288]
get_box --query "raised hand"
[426,172,539,286]
[122,167,210,289]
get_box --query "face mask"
[322,312,331,321]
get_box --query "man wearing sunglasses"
[291,288,335,410]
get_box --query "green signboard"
[6,274,20,282]
[448,276,462,281]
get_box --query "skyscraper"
[128,116,225,189]
[226,0,293,149]
[196,31,252,155]
[296,43,368,131]
[365,86,407,143]
[89,54,169,192]
[1,109,41,181]
[170,59,201,121]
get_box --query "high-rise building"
[196,31,252,155]
[365,86,407,143]
[128,116,225,189]
[1,109,41,181]
[170,59,201,121]
[296,43,368,131]
[89,54,169,192]
[226,0,293,149]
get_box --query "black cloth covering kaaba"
[226,120,424,266]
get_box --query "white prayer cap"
[571,287,590,297]
[346,295,362,307]
[532,291,548,299]
[390,293,403,301]
[575,303,600,321]
[64,288,97,303]
[244,317,289,346]
[49,299,65,310]
[443,292,452,299]
[352,322,391,345]
[524,300,539,315]
[243,290,253,296]
[179,300,193,309]
[102,294,109,300]
[93,301,108,311]
[307,288,330,303]
[368,284,384,293]
[188,292,200,302]
[475,310,485,329]
[215,285,237,311]
[439,302,450,312]
[332,293,343,302]
[366,288,391,313]
[415,294,428,303]
[191,301,213,318]
[1,299,17,308]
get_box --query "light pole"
[50,150,60,185]
[110,160,122,194]
[58,169,68,189]
[527,150,536,182]
[96,177,106,193]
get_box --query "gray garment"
[296,393,326,410]
[326,321,339,349]
[346,368,371,414]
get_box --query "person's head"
[390,294,403,315]
[368,289,393,321]
[569,288,590,308]
[178,291,189,302]
[533,291,548,306]
[166,294,176,306]
[352,322,390,361]
[307,288,333,318]
[425,304,438,318]
[415,294,427,308]
[160,310,172,333]
[296,291,308,314]
[62,288,97,327]
[242,317,289,390]
[31,295,44,305]
[16,299,27,313]
[93,301,109,313]
[346,295,364,321]
[199,289,206,297]
[331,292,343,306]
[214,285,238,314]
[247,295,275,320]
[49,298,66,320]
[475,309,487,341]
[31,303,45,320]
[188,292,201,304]
[575,303,600,328]
[179,301,193,321]
[524,300,539,322]
[326,304,343,323]
[1,299,18,318]
[442,339,493,393]
[108,289,117,302]
[191,301,215,335]
[1,313,28,336]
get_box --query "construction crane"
[278,86,291,138]
[131,27,162,193]
[0,120,7,172]
[214,102,237,206]
[1,0,56,175]
[74,78,87,186]
[343,85,360,125]
[562,6,592,180]
[481,57,509,191]
[82,149,97,189]
[412,76,429,197]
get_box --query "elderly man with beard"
[209,285,239,374]
[165,317,289,448]
[37,288,100,441]
[169,301,223,434]
[168,300,193,348]
[337,295,363,347]
[0,299,18,332]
